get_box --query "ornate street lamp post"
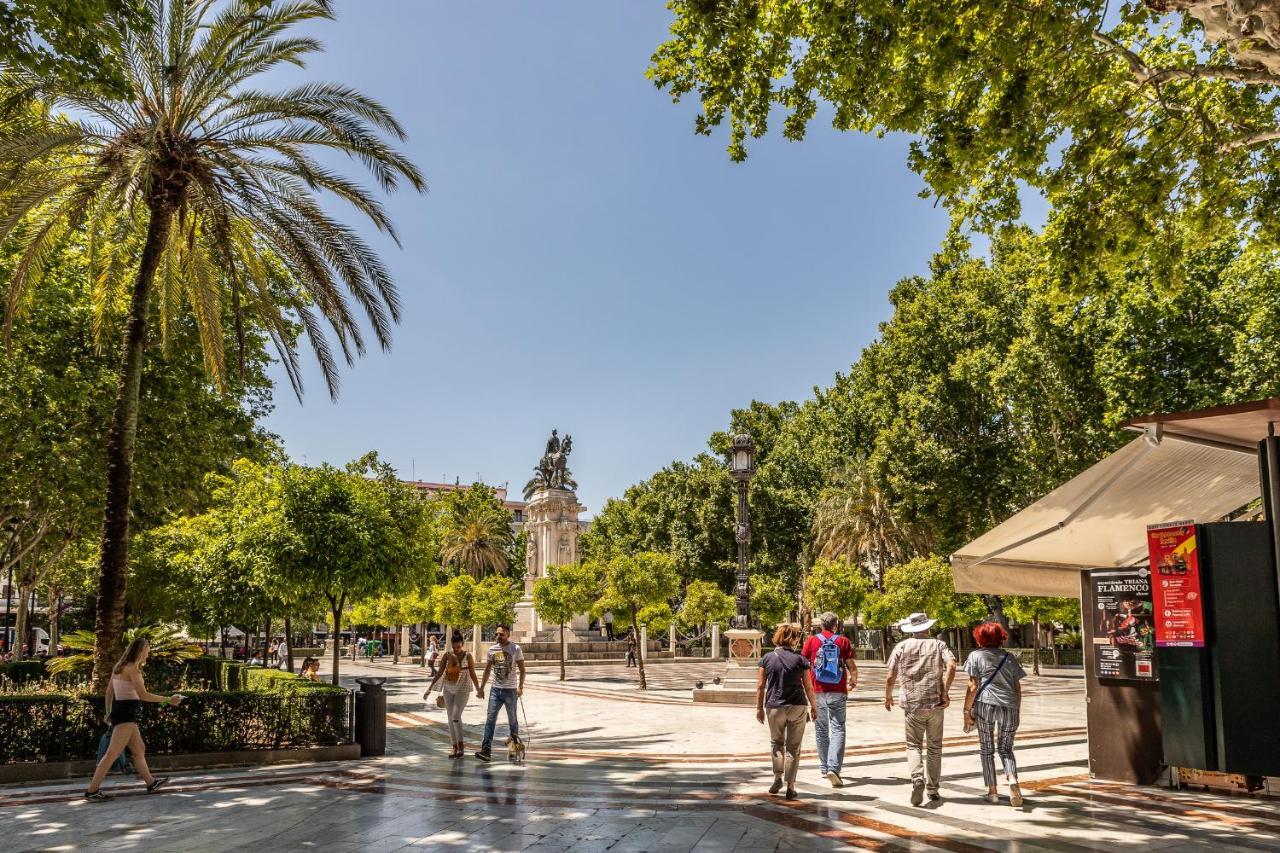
[728,434,756,630]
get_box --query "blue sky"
[260,1,959,515]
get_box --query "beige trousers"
[767,705,808,786]
[904,707,945,792]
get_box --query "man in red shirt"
[801,612,859,787]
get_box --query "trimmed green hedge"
[196,656,328,692]
[0,659,47,685]
[1,687,351,764]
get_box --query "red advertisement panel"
[1147,521,1206,648]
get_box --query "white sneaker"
[825,770,843,788]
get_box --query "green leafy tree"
[470,575,521,628]
[679,579,734,638]
[0,0,425,686]
[47,623,201,677]
[432,574,477,633]
[650,0,1280,288]
[276,463,413,685]
[803,559,870,628]
[866,556,987,653]
[1004,596,1082,674]
[749,573,792,632]
[533,562,601,680]
[600,552,680,690]
[0,1,145,97]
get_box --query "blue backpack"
[813,634,842,684]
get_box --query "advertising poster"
[1146,521,1206,648]
[1090,568,1157,680]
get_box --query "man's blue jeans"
[815,692,848,775]
[480,687,519,753]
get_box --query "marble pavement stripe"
[1042,781,1280,833]
[741,803,915,852]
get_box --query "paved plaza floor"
[5,659,1280,851]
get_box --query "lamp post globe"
[728,434,755,629]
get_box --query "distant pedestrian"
[963,622,1026,807]
[427,636,440,675]
[757,624,818,800]
[425,631,482,758]
[299,657,320,682]
[801,612,859,787]
[884,612,957,805]
[276,640,292,671]
[475,624,526,762]
[604,611,616,641]
[84,637,185,801]
[625,628,637,667]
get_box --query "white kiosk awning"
[950,399,1280,596]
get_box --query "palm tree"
[810,458,925,659]
[440,503,514,579]
[0,0,425,686]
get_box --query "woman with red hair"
[962,621,1027,806]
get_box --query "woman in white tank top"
[84,637,185,801]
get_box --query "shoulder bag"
[963,651,1009,733]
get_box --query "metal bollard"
[354,677,387,757]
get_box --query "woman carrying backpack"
[424,631,482,758]
[801,612,858,787]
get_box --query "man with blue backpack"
[801,612,859,787]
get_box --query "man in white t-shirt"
[475,624,526,761]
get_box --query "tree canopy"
[650,0,1280,287]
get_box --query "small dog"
[506,734,526,763]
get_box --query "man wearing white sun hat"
[884,612,957,806]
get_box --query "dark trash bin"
[354,676,387,757]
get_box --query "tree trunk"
[13,582,29,659]
[559,620,566,682]
[283,615,294,674]
[420,622,428,667]
[264,616,272,665]
[330,594,345,686]
[632,605,647,690]
[1032,615,1041,676]
[48,591,60,651]
[1050,623,1059,668]
[393,624,401,664]
[91,203,173,690]
[880,627,890,662]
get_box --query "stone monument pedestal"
[692,627,765,705]
[514,486,585,643]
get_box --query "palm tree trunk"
[13,579,28,660]
[91,204,173,689]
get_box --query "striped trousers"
[973,702,1019,787]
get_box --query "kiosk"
[953,398,1280,787]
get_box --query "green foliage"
[0,1,145,97]
[432,574,476,628]
[865,556,987,630]
[0,688,350,764]
[601,553,680,619]
[0,659,46,687]
[1003,596,1082,628]
[470,576,522,627]
[749,574,792,629]
[804,559,870,621]
[679,579,734,630]
[436,483,516,578]
[649,0,1280,288]
[46,625,202,677]
[534,563,601,626]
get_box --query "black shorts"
[108,699,141,725]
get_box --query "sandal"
[1009,783,1023,807]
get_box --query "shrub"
[0,688,351,764]
[0,659,47,686]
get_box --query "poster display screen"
[1090,568,1158,680]
[1146,521,1206,647]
